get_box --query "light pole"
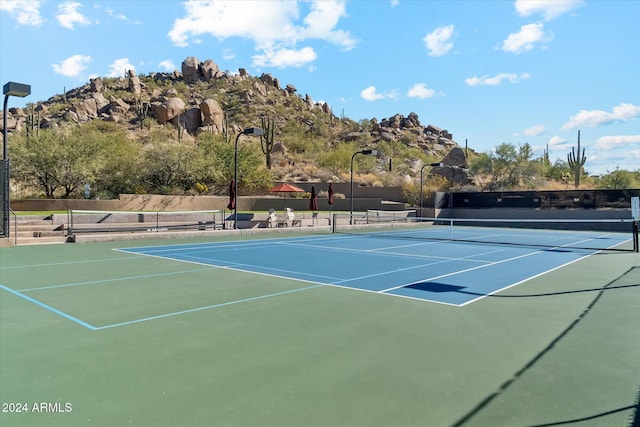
[419,162,443,218]
[234,127,264,229]
[2,82,31,239]
[350,149,378,224]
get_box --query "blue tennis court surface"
[118,228,632,306]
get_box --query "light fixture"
[349,149,378,223]
[233,127,264,229]
[2,81,31,239]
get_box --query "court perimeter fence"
[438,188,640,210]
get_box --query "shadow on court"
[404,280,640,299]
[447,266,640,427]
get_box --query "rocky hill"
[2,56,471,187]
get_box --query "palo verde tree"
[469,142,541,190]
[196,133,272,193]
[10,122,137,198]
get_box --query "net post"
[449,218,454,241]
[332,214,336,233]
[633,221,639,253]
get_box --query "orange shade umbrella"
[269,183,305,193]
[269,183,305,209]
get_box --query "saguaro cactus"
[222,110,231,144]
[260,115,275,169]
[567,129,586,188]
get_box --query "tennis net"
[68,209,224,235]
[332,212,639,252]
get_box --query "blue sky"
[1,0,639,175]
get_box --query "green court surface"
[1,234,639,427]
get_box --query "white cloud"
[594,135,640,150]
[361,86,385,101]
[52,54,92,77]
[423,25,454,57]
[108,58,136,77]
[562,103,640,130]
[407,83,436,99]
[56,2,91,30]
[547,136,567,147]
[222,49,236,60]
[253,47,317,68]
[0,0,43,26]
[514,0,583,21]
[390,0,399,7]
[168,0,354,68]
[522,125,545,136]
[361,86,398,102]
[159,60,176,71]
[465,72,530,86]
[299,0,355,50]
[104,7,127,21]
[502,23,550,54]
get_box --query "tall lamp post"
[419,162,443,218]
[2,82,31,239]
[233,127,264,229]
[350,149,378,224]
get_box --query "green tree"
[469,142,544,190]
[317,142,356,176]
[94,136,142,198]
[10,123,129,198]
[596,169,640,189]
[197,134,272,193]
[546,159,571,181]
[70,122,140,198]
[10,130,61,197]
[139,142,201,193]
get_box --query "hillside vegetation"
[3,56,638,200]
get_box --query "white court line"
[119,234,343,254]
[118,241,498,299]
[330,249,502,286]
[94,284,326,330]
[378,235,615,304]
[174,252,345,281]
[379,248,552,294]
[114,248,339,288]
[457,252,596,306]
[273,240,500,263]
[20,267,219,292]
[0,256,139,270]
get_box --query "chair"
[285,208,301,227]
[268,208,286,228]
[268,208,278,227]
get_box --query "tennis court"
[1,219,639,426]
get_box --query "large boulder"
[181,107,202,133]
[430,166,473,186]
[181,56,201,83]
[89,77,103,92]
[441,147,467,167]
[285,84,297,95]
[259,73,280,90]
[200,98,223,131]
[128,70,141,95]
[92,93,109,111]
[154,97,185,123]
[108,98,130,115]
[431,148,472,186]
[201,59,220,80]
[70,98,98,121]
